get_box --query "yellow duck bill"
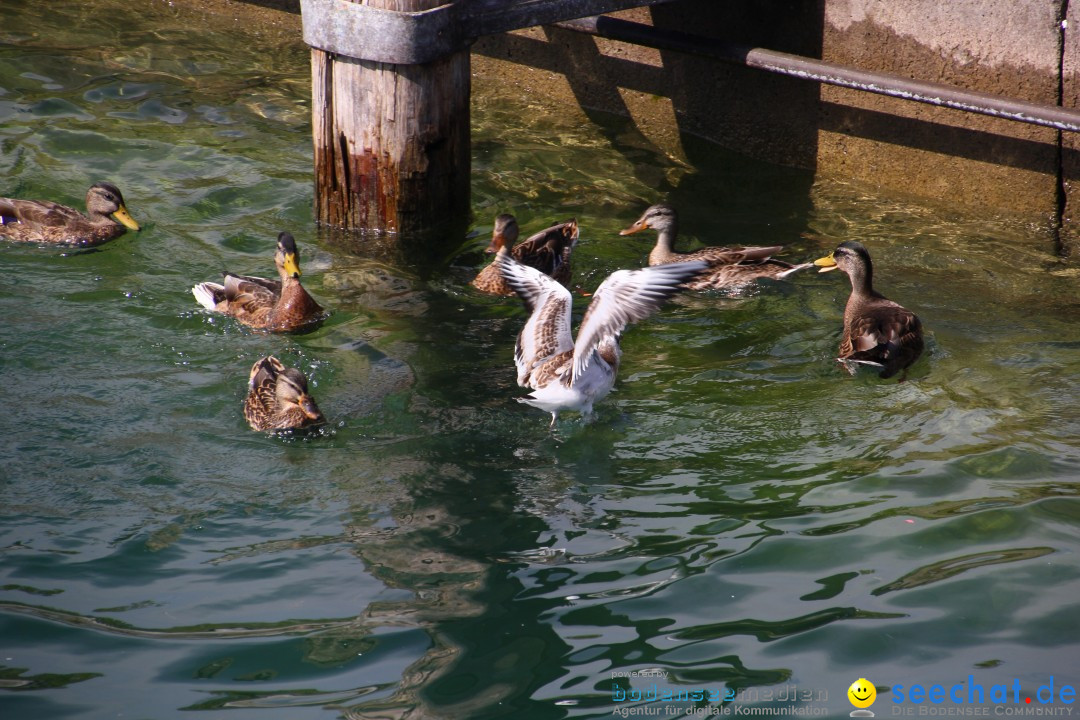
[814,253,839,272]
[112,205,141,232]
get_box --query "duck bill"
[112,205,140,231]
[282,252,302,278]
[484,231,506,254]
[298,395,324,422]
[619,219,648,236]
[814,254,839,273]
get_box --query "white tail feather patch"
[191,282,223,311]
[775,262,816,279]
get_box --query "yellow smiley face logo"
[848,678,877,708]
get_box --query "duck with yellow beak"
[815,240,924,379]
[192,232,325,332]
[0,182,140,246]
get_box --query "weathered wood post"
[302,0,471,240]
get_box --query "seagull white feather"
[497,253,707,426]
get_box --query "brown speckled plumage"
[243,356,326,432]
[815,240,924,379]
[471,214,579,296]
[192,232,324,332]
[620,204,813,291]
[0,182,140,246]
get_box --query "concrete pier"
[473,0,1077,249]
[202,0,1080,251]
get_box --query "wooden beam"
[310,0,470,238]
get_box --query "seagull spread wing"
[570,261,708,385]
[497,253,575,386]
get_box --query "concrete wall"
[473,0,1075,250]
[1062,2,1080,252]
[819,0,1062,221]
[221,0,1077,250]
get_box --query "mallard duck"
[244,356,325,431]
[815,240,924,379]
[0,182,140,246]
[192,232,324,332]
[497,252,707,426]
[471,213,579,295]
[620,204,812,291]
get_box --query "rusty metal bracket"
[300,0,466,65]
[300,0,677,65]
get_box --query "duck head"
[484,214,520,254]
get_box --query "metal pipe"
[554,14,1080,133]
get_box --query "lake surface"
[2,1,1079,718]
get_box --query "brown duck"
[192,232,324,332]
[0,182,140,246]
[620,204,812,291]
[815,240,924,379]
[471,213,579,296]
[243,356,325,431]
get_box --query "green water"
[3,1,1080,718]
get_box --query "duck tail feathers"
[775,262,816,279]
[192,282,225,310]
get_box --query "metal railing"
[554,14,1080,133]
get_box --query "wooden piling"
[310,0,471,238]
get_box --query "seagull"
[497,253,707,426]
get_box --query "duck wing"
[223,271,281,295]
[221,271,279,315]
[248,355,284,390]
[687,258,816,290]
[510,220,579,277]
[0,197,84,228]
[571,261,708,385]
[684,244,784,266]
[496,253,575,387]
[245,356,285,426]
[845,301,923,372]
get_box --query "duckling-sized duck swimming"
[815,240,924,379]
[620,204,812,291]
[192,232,324,332]
[471,213,579,296]
[0,182,140,246]
[244,356,325,432]
[497,252,707,427]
